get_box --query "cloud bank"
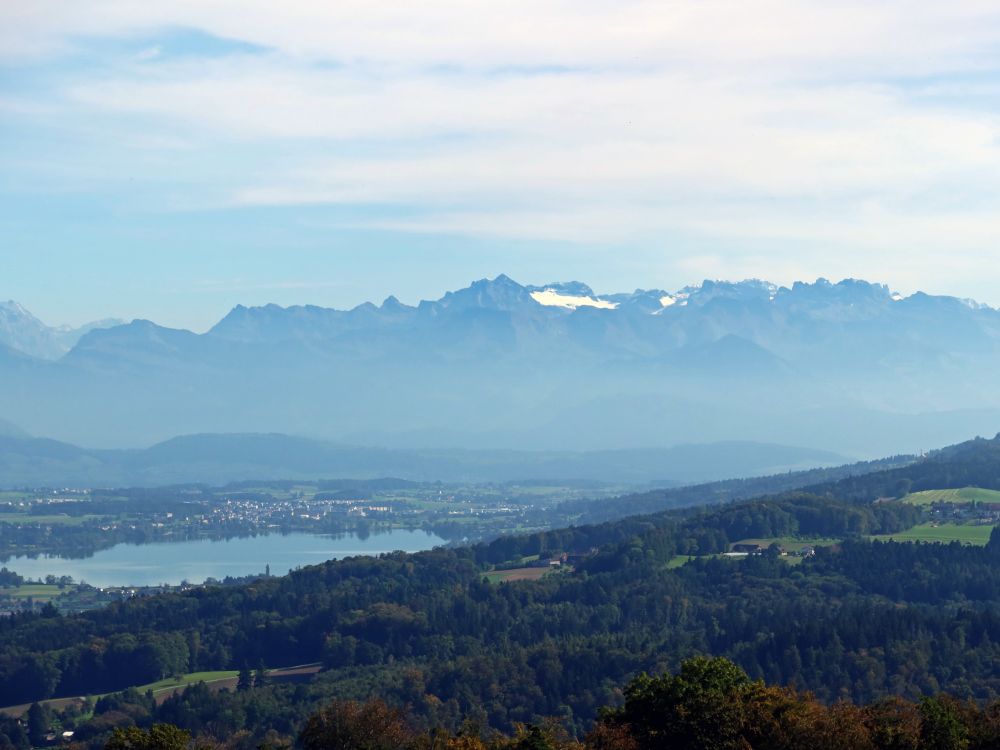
[3,0,1000,313]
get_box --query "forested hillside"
[4,436,1000,748]
[567,433,1000,525]
[527,451,914,527]
[62,656,1000,750]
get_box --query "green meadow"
[873,522,994,545]
[0,584,64,601]
[134,671,239,696]
[902,487,1000,506]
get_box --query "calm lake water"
[3,529,446,588]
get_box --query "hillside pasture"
[730,537,841,551]
[0,664,323,716]
[902,487,1000,506]
[483,566,552,583]
[872,522,994,545]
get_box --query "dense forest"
[565,434,1000,527]
[9,656,1000,750]
[3,436,1000,748]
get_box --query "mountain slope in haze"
[0,301,122,360]
[0,417,26,438]
[567,432,1000,526]
[4,276,1000,456]
[0,432,846,487]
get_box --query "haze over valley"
[3,275,1000,473]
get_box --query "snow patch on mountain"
[0,302,125,359]
[530,289,619,310]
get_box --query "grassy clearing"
[873,523,994,545]
[133,671,239,695]
[902,487,1000,506]
[666,550,816,569]
[665,538,840,570]
[0,665,322,717]
[0,671,238,718]
[666,526,995,567]
[731,537,840,552]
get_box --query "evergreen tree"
[26,703,49,747]
[254,659,268,689]
[237,663,253,692]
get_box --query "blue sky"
[3,1,1000,330]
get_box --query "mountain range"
[0,432,846,487]
[2,275,1000,458]
[0,300,122,360]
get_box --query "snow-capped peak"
[1,300,34,319]
[530,289,618,310]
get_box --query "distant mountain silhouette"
[1,276,999,457]
[0,300,122,360]
[0,417,26,438]
[0,432,845,487]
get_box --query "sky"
[3,1,1000,331]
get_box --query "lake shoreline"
[0,528,445,588]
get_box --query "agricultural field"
[872,522,994,545]
[0,663,324,717]
[0,513,103,526]
[136,670,239,697]
[0,583,63,601]
[729,537,841,552]
[665,537,839,569]
[902,487,1000,506]
[0,674,231,718]
[483,566,554,583]
[1,582,191,614]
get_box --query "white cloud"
[5,1,1000,72]
[5,0,1000,292]
[133,46,162,62]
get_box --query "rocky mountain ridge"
[2,276,998,456]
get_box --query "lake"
[2,529,446,588]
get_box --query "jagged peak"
[788,277,889,293]
[0,300,33,316]
[380,295,414,312]
[429,274,534,312]
[159,276,1000,338]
